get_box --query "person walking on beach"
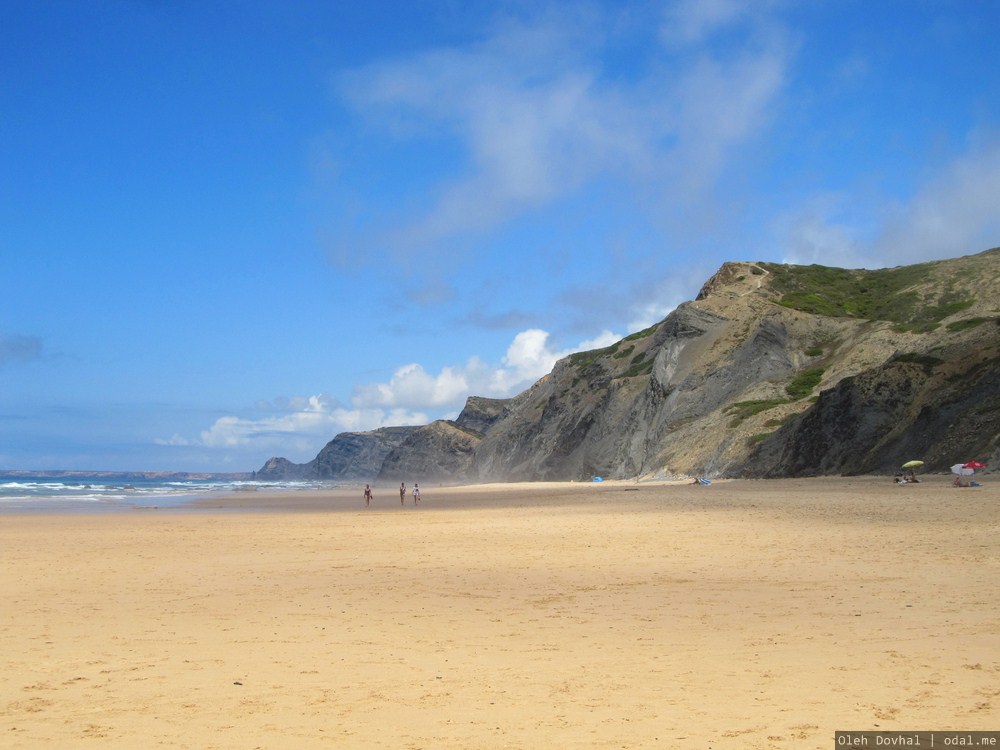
[399,482,406,506]
[412,483,420,505]
[363,484,372,508]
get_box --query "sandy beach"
[2,477,997,749]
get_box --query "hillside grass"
[728,399,790,427]
[946,317,995,332]
[624,323,659,341]
[569,333,657,380]
[568,345,616,367]
[786,367,824,399]
[726,368,824,428]
[761,261,975,332]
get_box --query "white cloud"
[169,326,620,462]
[875,137,1000,264]
[667,46,787,197]
[153,434,191,447]
[774,192,870,268]
[576,329,621,352]
[627,299,682,333]
[501,329,558,379]
[160,395,428,462]
[197,395,428,450]
[351,362,472,409]
[198,395,343,450]
[335,4,791,261]
[776,136,1000,269]
[661,0,754,48]
[342,43,641,252]
[351,327,623,415]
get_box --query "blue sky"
[2,0,999,472]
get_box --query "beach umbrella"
[901,460,924,469]
[963,461,986,470]
[951,464,974,476]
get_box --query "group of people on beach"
[363,482,420,507]
[892,472,983,487]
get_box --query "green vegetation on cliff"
[728,399,790,427]
[568,323,660,379]
[786,367,825,399]
[761,261,974,332]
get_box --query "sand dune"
[2,478,997,748]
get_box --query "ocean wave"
[0,476,347,509]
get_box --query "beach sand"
[1,478,997,748]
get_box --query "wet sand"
[2,478,997,748]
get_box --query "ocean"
[0,473,340,512]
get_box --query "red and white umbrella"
[963,461,986,470]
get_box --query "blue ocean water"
[0,474,336,511]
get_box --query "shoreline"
[1,474,984,515]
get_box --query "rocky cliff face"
[309,426,418,479]
[256,426,417,481]
[738,332,1000,476]
[469,250,1000,478]
[377,421,480,482]
[371,397,516,482]
[259,248,1000,480]
[256,456,307,480]
[453,396,511,434]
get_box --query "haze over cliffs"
[259,248,1000,482]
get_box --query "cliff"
[256,426,418,481]
[376,420,480,482]
[259,247,1000,480]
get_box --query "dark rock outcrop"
[738,333,1000,476]
[454,396,511,435]
[309,426,417,479]
[377,420,480,483]
[256,426,417,481]
[256,456,308,480]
